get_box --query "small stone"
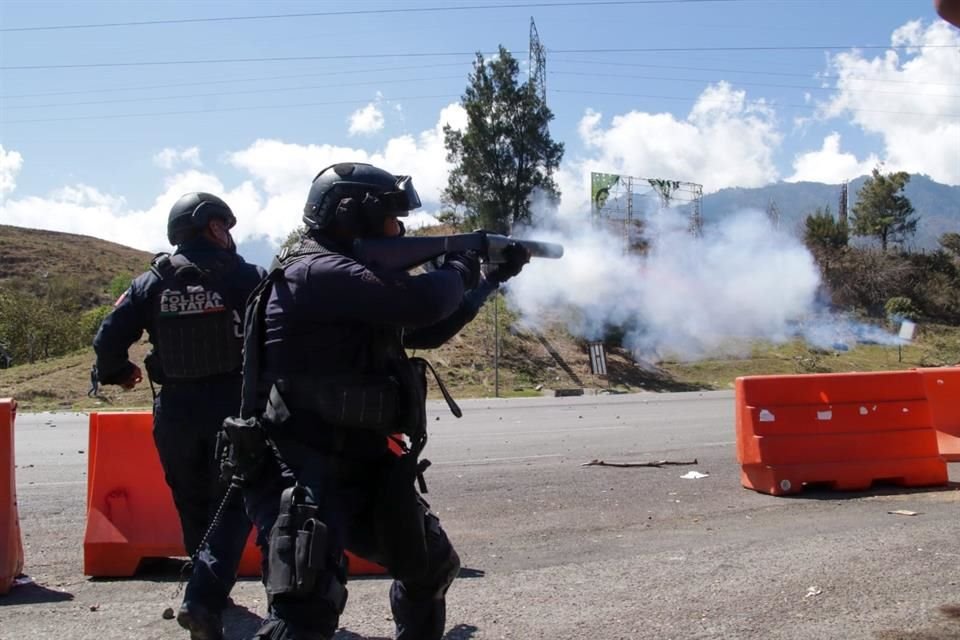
[90,604,100,612]
[161,607,175,620]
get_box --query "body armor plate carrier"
[151,252,242,381]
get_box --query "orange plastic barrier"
[736,371,948,495]
[917,367,960,461]
[1,398,24,594]
[84,412,385,577]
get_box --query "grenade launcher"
[353,231,564,272]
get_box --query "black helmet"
[167,192,237,245]
[303,162,421,234]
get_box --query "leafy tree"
[79,305,113,344]
[0,291,80,363]
[884,296,920,321]
[803,205,848,252]
[281,225,307,252]
[940,232,960,258]
[107,273,133,301]
[850,167,917,251]
[443,46,564,233]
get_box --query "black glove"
[486,242,531,285]
[442,251,481,289]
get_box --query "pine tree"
[443,46,564,233]
[850,168,918,251]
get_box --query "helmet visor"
[379,175,422,215]
[194,200,237,229]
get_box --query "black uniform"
[93,236,266,613]
[244,233,495,640]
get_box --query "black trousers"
[245,434,460,640]
[153,381,252,611]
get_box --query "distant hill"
[702,174,960,250]
[0,224,154,307]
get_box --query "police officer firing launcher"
[93,193,266,640]
[228,162,531,640]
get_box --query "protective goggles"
[192,200,236,229]
[377,175,422,215]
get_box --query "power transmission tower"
[529,17,547,104]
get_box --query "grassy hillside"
[1,223,959,412]
[0,224,154,306]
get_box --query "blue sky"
[1,0,957,266]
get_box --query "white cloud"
[152,146,202,170]
[555,82,782,220]
[0,145,23,200]
[348,103,385,136]
[787,132,880,183]
[818,20,960,185]
[0,169,253,252]
[228,102,465,244]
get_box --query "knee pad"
[398,513,460,600]
[265,485,347,614]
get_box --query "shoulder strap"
[239,264,286,418]
[149,252,173,280]
[239,238,338,418]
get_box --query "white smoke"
[507,203,902,362]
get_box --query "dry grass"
[3,224,959,412]
[0,224,153,306]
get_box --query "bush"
[884,296,920,321]
[79,305,113,344]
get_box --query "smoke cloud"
[507,202,900,363]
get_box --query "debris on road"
[680,471,710,479]
[805,586,823,598]
[161,607,175,620]
[581,458,698,468]
[888,509,920,516]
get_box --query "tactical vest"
[150,252,243,381]
[241,237,459,442]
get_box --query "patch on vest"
[159,286,227,316]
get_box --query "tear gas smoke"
[507,206,902,362]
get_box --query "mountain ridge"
[701,173,960,250]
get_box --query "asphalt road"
[2,391,960,640]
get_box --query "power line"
[4,44,954,72]
[0,75,466,110]
[0,52,485,72]
[551,56,960,88]
[551,70,960,99]
[5,83,953,124]
[551,88,960,118]
[1,94,459,124]
[0,63,471,100]
[5,67,949,114]
[0,0,861,33]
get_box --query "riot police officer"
[236,162,529,640]
[93,193,267,640]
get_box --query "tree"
[443,46,564,234]
[803,205,848,253]
[850,167,917,251]
[939,232,960,258]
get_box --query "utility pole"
[839,181,848,227]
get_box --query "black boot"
[176,602,224,640]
